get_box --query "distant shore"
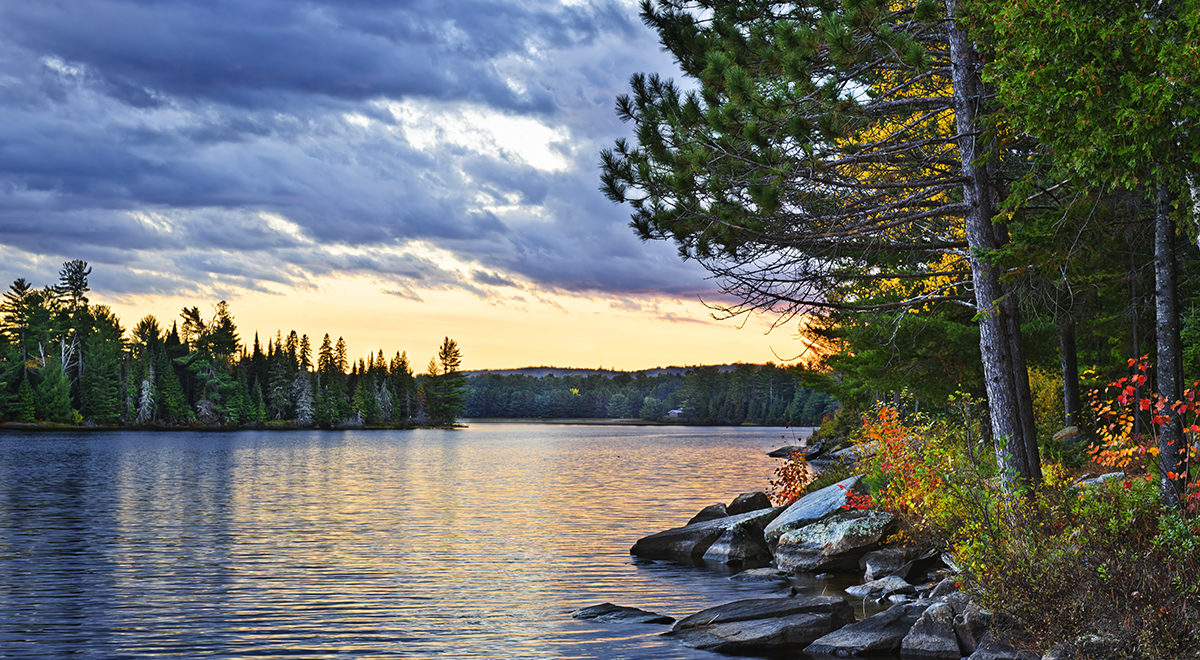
[1,419,817,432]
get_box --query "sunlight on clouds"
[128,210,178,235]
[258,212,313,245]
[379,99,572,172]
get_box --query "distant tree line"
[0,261,467,427]
[465,364,838,425]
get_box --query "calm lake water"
[0,423,842,659]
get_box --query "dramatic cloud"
[0,0,710,304]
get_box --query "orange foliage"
[858,406,945,526]
[1090,356,1200,512]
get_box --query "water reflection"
[1,424,818,658]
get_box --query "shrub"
[768,450,813,505]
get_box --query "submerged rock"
[768,445,805,458]
[805,600,929,656]
[730,567,790,583]
[775,508,897,573]
[570,603,674,625]
[631,506,783,564]
[667,596,854,654]
[845,575,915,599]
[763,475,865,547]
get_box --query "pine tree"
[16,376,35,422]
[424,337,467,425]
[35,355,74,423]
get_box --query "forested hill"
[465,363,838,425]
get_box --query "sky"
[0,0,799,370]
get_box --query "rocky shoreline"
[572,451,1053,659]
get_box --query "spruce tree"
[35,355,74,423]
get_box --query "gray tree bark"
[945,0,1042,492]
[1155,178,1186,507]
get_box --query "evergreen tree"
[424,337,467,425]
[292,373,314,425]
[80,306,123,424]
[16,376,35,422]
[34,354,74,423]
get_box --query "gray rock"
[730,567,790,582]
[927,577,959,600]
[1041,635,1119,659]
[948,594,992,655]
[687,503,729,525]
[967,631,1039,659]
[775,509,897,573]
[631,506,784,563]
[828,440,879,464]
[804,439,828,460]
[727,491,772,515]
[1052,426,1079,446]
[668,596,854,654]
[1074,471,1125,488]
[768,445,805,458]
[845,575,915,599]
[571,603,674,625]
[763,475,865,547]
[901,601,961,659]
[805,601,929,656]
[862,547,918,581]
[702,526,773,565]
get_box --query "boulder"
[805,601,929,656]
[703,526,773,565]
[946,593,992,655]
[804,438,828,460]
[861,547,917,581]
[687,503,728,525]
[631,506,784,564]
[1074,472,1125,488]
[826,440,879,464]
[775,509,897,573]
[845,575,915,599]
[901,601,961,659]
[927,577,959,600]
[1042,635,1120,659]
[570,603,674,625]
[667,596,854,654]
[966,631,1039,660]
[727,491,772,515]
[763,475,864,547]
[768,445,805,458]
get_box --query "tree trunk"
[1059,314,1083,430]
[945,0,1041,492]
[1155,178,1186,507]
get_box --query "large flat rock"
[667,596,854,654]
[631,506,784,563]
[763,475,864,547]
[776,508,897,573]
[805,601,929,656]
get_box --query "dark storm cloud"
[0,0,708,300]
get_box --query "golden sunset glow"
[102,272,801,370]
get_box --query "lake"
[0,423,838,659]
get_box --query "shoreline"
[1,419,818,433]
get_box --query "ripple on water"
[0,424,832,659]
